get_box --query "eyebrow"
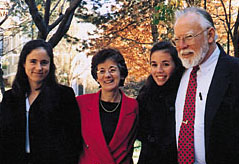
[175,30,195,37]
[150,61,170,66]
[151,60,170,63]
[98,65,117,69]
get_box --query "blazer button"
[86,144,89,149]
[148,136,156,143]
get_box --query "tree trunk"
[233,9,239,57]
[150,0,163,44]
[0,67,5,95]
[233,32,239,57]
[151,23,159,44]
[227,31,230,55]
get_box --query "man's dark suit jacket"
[0,85,82,164]
[202,43,239,163]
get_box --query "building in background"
[54,19,99,96]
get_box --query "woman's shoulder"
[3,88,13,95]
[136,76,153,100]
[123,93,137,103]
[56,84,73,91]
[43,85,76,101]
[76,92,99,111]
[1,89,21,106]
[50,84,75,95]
[76,92,98,102]
[122,91,138,108]
[2,89,17,100]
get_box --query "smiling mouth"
[104,80,114,84]
[156,76,166,80]
[33,72,43,76]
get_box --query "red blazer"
[76,90,138,164]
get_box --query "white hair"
[174,7,218,40]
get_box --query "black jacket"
[0,85,82,164]
[137,68,183,164]
[203,44,239,163]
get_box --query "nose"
[157,65,164,72]
[36,62,43,70]
[104,70,111,77]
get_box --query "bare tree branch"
[229,0,232,26]
[232,8,239,42]
[220,0,233,39]
[233,8,239,57]
[50,0,62,16]
[0,3,17,26]
[48,0,82,47]
[25,0,48,39]
[48,14,64,31]
[0,15,8,26]
[44,0,51,26]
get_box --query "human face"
[150,50,176,86]
[96,59,121,92]
[174,13,209,68]
[24,48,50,88]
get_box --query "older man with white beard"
[173,7,239,164]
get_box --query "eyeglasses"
[172,28,209,47]
[97,66,118,75]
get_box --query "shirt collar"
[199,45,220,72]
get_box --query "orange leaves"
[86,1,176,81]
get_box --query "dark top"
[0,84,82,164]
[100,100,121,144]
[137,67,184,164]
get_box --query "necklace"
[100,100,121,113]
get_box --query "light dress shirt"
[176,45,220,164]
[26,97,30,153]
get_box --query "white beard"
[179,41,209,68]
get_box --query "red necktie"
[178,65,199,164]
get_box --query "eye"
[97,69,106,74]
[150,63,157,67]
[162,62,170,67]
[184,34,194,40]
[30,59,37,64]
[109,67,117,73]
[40,60,49,66]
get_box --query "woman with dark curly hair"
[0,40,82,164]
[137,41,184,164]
[76,48,138,164]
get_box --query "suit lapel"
[86,91,115,162]
[205,46,231,152]
[109,91,127,149]
[109,91,136,152]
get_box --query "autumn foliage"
[80,0,238,84]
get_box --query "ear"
[208,27,215,44]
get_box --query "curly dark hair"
[12,39,57,95]
[91,48,128,87]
